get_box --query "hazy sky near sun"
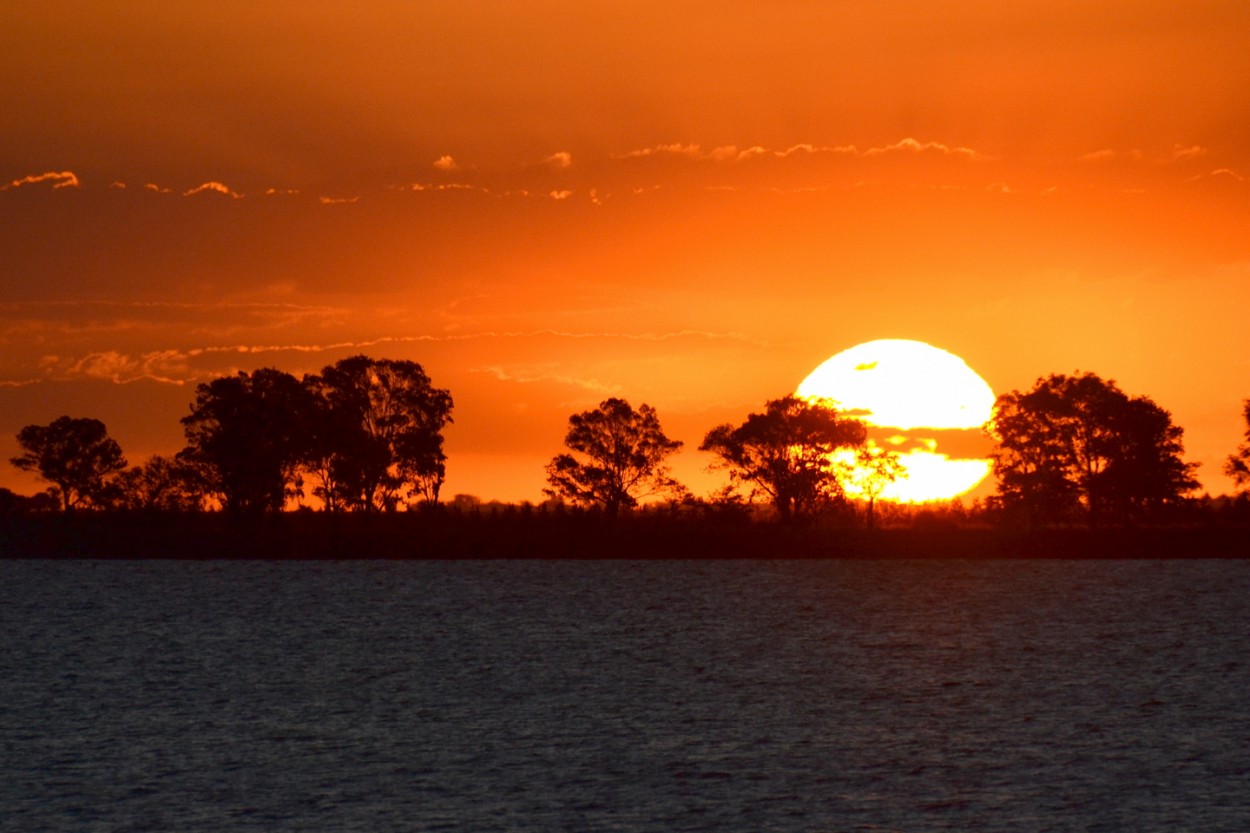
[3,1,1250,501]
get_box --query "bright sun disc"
[796,339,996,502]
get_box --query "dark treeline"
[6,356,1250,558]
[4,505,1250,560]
[7,355,452,516]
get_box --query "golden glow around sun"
[796,339,996,503]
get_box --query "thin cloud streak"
[0,299,347,314]
[9,137,1227,211]
[3,171,81,190]
[183,181,243,199]
[5,329,770,387]
[860,138,988,160]
[615,138,988,163]
[187,328,770,355]
[473,365,622,395]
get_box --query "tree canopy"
[114,455,208,512]
[544,398,685,515]
[843,444,907,530]
[304,356,454,511]
[1225,399,1250,492]
[179,368,313,514]
[10,416,127,512]
[700,395,867,522]
[178,358,453,513]
[988,372,1198,526]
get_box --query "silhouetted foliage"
[10,416,127,512]
[544,398,685,515]
[845,445,906,530]
[180,368,313,514]
[114,455,209,511]
[988,372,1198,527]
[450,493,483,512]
[1225,399,1250,492]
[303,356,453,511]
[700,395,868,522]
[0,487,19,514]
[0,486,59,514]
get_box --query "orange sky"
[3,1,1250,502]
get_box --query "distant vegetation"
[7,355,1250,541]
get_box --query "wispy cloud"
[0,299,347,317]
[1074,144,1221,167]
[616,143,774,162]
[407,182,487,193]
[543,151,573,169]
[1077,148,1147,163]
[183,181,243,199]
[861,137,988,160]
[617,143,760,162]
[616,138,987,163]
[2,170,81,190]
[181,328,764,357]
[986,182,1058,196]
[0,300,350,340]
[1193,168,1248,183]
[735,143,858,161]
[7,140,1005,211]
[617,143,706,160]
[1077,149,1118,163]
[1171,144,1208,161]
[2,327,769,387]
[40,349,194,386]
[473,364,622,395]
[433,155,461,172]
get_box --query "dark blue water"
[3,559,1249,832]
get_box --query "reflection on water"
[3,558,1249,832]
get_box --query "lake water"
[2,559,1249,832]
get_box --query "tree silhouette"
[180,368,313,514]
[304,356,453,511]
[1225,399,1250,491]
[114,455,208,511]
[10,416,127,512]
[544,398,685,515]
[989,372,1198,526]
[700,395,867,522]
[843,445,906,530]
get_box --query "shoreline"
[3,513,1249,560]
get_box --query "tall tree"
[988,372,1198,526]
[544,398,685,515]
[180,368,312,514]
[700,395,867,522]
[304,356,453,511]
[10,416,127,512]
[1225,399,1250,491]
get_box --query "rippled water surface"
[3,559,1250,832]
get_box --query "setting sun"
[797,339,996,502]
